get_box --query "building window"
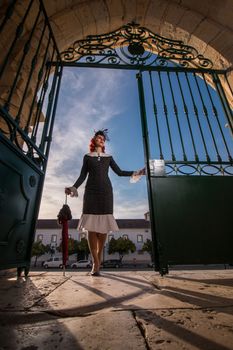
[37,234,43,242]
[137,234,143,243]
[51,235,57,243]
[122,234,128,240]
[108,234,114,242]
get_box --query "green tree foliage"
[142,239,154,260]
[31,241,48,267]
[77,238,90,260]
[57,237,90,259]
[108,237,136,261]
[57,238,79,256]
[45,244,56,256]
[108,237,117,255]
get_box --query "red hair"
[89,137,105,153]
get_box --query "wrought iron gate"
[61,22,233,275]
[137,70,233,275]
[0,0,62,275]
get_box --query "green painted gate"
[61,22,233,275]
[137,69,233,275]
[0,0,63,275]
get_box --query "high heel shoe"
[90,271,101,276]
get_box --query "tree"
[108,237,117,256]
[31,241,48,267]
[77,238,90,260]
[45,244,56,257]
[108,237,136,261]
[57,238,79,256]
[142,239,154,260]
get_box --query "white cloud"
[39,68,129,219]
[112,178,148,219]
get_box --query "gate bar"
[212,73,233,136]
[202,73,232,161]
[52,61,229,74]
[149,71,163,159]
[175,72,198,162]
[167,72,187,161]
[185,73,210,162]
[5,5,42,114]
[16,20,47,124]
[25,35,52,134]
[193,73,221,162]
[0,0,16,34]
[137,71,163,273]
[158,71,176,161]
[45,64,63,159]
[0,0,34,81]
[39,62,59,154]
[32,47,57,145]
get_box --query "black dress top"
[73,153,133,215]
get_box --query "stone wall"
[43,0,233,69]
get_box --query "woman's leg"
[96,233,107,269]
[87,231,99,273]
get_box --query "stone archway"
[41,1,232,65]
[42,0,233,69]
[1,0,232,123]
[44,0,233,106]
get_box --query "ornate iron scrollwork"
[61,22,213,69]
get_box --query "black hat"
[94,128,109,141]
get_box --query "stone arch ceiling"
[43,0,233,71]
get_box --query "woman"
[65,129,144,276]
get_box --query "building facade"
[34,219,152,265]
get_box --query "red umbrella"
[57,195,72,274]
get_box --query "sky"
[38,65,233,219]
[38,67,149,219]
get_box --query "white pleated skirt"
[78,214,119,234]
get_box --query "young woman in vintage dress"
[65,129,144,276]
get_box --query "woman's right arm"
[73,155,88,188]
[65,155,88,195]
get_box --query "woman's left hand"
[137,168,146,175]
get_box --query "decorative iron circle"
[165,164,175,175]
[201,165,221,175]
[224,165,233,175]
[29,175,36,187]
[128,42,145,56]
[178,164,198,175]
[16,239,26,254]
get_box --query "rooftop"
[36,219,150,230]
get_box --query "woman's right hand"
[65,186,78,197]
[65,187,71,195]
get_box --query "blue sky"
[38,66,232,219]
[39,67,148,219]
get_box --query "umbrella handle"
[65,194,67,205]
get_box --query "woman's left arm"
[110,157,134,176]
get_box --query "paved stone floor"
[0,268,233,349]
